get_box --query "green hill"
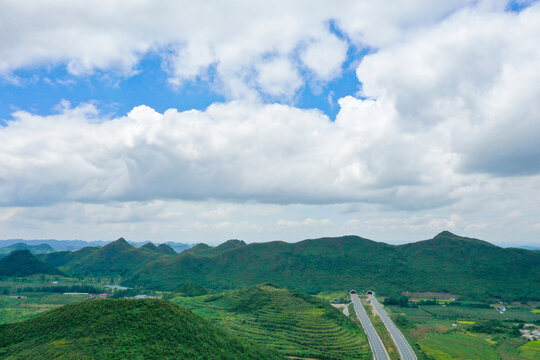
[140,242,176,255]
[0,299,285,360]
[53,238,168,277]
[0,243,54,256]
[0,250,64,277]
[156,243,176,255]
[183,240,246,257]
[172,284,370,360]
[125,232,540,300]
[38,246,100,268]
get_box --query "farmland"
[385,298,540,360]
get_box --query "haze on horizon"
[1,0,539,246]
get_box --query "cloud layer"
[1,0,481,99]
[1,1,539,243]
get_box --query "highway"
[350,293,390,360]
[368,294,418,360]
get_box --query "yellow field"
[518,340,540,360]
[457,320,476,324]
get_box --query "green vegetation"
[0,243,53,256]
[175,282,210,297]
[386,299,536,359]
[0,299,285,360]
[48,238,167,277]
[418,332,500,360]
[156,243,176,255]
[518,340,540,360]
[172,284,370,360]
[0,250,63,277]
[182,239,246,257]
[119,232,539,301]
[0,293,88,324]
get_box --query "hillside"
[53,238,168,277]
[38,246,100,268]
[125,232,540,300]
[156,243,176,255]
[172,284,370,360]
[0,250,64,277]
[183,239,246,257]
[0,299,285,360]
[0,243,54,256]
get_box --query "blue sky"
[0,41,364,125]
[0,1,539,245]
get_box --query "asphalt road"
[368,294,418,360]
[350,293,390,360]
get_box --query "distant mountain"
[55,238,170,277]
[183,239,246,257]
[123,231,540,301]
[0,250,64,277]
[0,243,54,256]
[163,242,193,253]
[0,239,194,252]
[0,239,110,251]
[0,299,284,360]
[156,243,176,255]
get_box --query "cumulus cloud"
[2,0,540,211]
[356,3,540,176]
[1,1,540,243]
[0,0,478,99]
[1,100,457,208]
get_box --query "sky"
[1,0,539,246]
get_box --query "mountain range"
[0,239,193,253]
[26,231,540,301]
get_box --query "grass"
[387,302,536,360]
[518,340,540,360]
[418,332,500,360]
[0,293,88,324]
[171,285,370,360]
[419,305,540,322]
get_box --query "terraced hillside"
[0,299,285,360]
[172,285,370,360]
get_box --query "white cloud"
[255,58,302,98]
[2,1,540,244]
[0,99,464,209]
[300,33,348,81]
[0,0,480,98]
[356,3,540,176]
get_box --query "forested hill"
[37,232,540,300]
[0,299,285,360]
[123,231,540,300]
[0,250,64,277]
